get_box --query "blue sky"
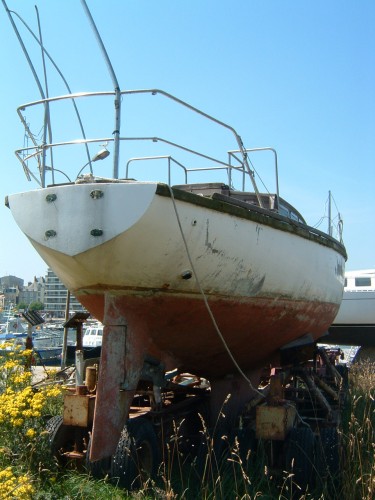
[0,0,374,283]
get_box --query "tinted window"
[290,212,299,221]
[355,277,371,287]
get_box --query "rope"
[168,185,263,397]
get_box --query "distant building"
[1,270,85,318]
[0,275,24,308]
[0,275,24,289]
[3,287,20,307]
[19,276,45,306]
[44,268,86,318]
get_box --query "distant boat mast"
[328,190,332,237]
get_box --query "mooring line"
[167,185,263,397]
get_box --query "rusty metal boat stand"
[46,325,347,491]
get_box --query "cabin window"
[98,330,103,336]
[355,277,371,287]
[279,206,289,218]
[290,212,299,222]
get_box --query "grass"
[0,343,373,499]
[339,361,375,500]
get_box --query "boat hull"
[8,181,345,378]
[325,290,375,346]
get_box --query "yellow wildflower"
[0,467,34,499]
[25,428,36,439]
[11,418,24,427]
[4,360,17,370]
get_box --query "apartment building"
[1,270,85,318]
[43,268,86,319]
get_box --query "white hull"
[327,270,375,346]
[9,182,344,304]
[334,290,375,325]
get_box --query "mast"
[328,190,332,236]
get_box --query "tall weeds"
[340,360,375,500]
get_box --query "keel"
[90,296,143,461]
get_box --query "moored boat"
[0,307,26,335]
[33,346,62,366]
[82,322,103,348]
[325,269,375,346]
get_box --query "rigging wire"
[249,157,271,194]
[312,191,344,243]
[3,1,93,177]
[230,151,271,194]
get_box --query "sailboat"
[3,1,346,460]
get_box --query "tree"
[28,301,44,311]
[17,302,29,311]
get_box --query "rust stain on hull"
[77,291,338,379]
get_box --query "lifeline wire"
[168,185,263,397]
